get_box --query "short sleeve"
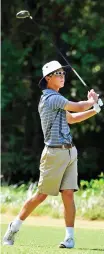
[47,94,68,110]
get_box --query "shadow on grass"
[78,248,104,252]
[19,244,104,251]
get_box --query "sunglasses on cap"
[49,71,66,77]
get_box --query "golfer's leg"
[18,192,47,220]
[11,192,47,231]
[60,147,78,227]
[59,190,75,248]
[61,190,75,227]
[3,192,47,245]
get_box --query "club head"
[16,10,31,19]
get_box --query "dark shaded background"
[1,0,104,185]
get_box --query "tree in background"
[1,0,104,184]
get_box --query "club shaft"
[52,44,71,66]
[53,45,88,88]
[30,17,71,67]
[72,68,88,88]
[29,15,103,104]
[31,16,88,88]
[52,43,89,89]
[31,17,88,88]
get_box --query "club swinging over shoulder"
[16,10,103,107]
[16,11,88,86]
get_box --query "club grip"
[98,98,103,107]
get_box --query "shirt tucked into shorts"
[38,89,78,196]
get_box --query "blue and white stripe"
[38,89,73,146]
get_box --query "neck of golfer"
[47,82,60,92]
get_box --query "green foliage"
[1,40,31,109]
[75,175,104,220]
[1,0,104,183]
[1,177,104,220]
[80,172,104,190]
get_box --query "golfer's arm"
[64,99,95,112]
[66,109,97,124]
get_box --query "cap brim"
[38,77,47,89]
[38,64,71,89]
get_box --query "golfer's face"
[50,68,65,88]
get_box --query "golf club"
[16,10,103,107]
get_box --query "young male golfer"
[3,60,101,248]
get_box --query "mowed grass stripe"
[1,224,104,254]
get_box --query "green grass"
[1,177,104,220]
[1,224,104,254]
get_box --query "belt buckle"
[62,144,66,149]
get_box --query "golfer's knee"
[61,190,74,201]
[26,193,47,205]
[36,193,47,202]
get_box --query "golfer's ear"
[45,76,50,82]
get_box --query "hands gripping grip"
[93,103,101,113]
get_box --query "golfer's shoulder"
[48,92,67,102]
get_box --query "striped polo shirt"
[38,89,73,146]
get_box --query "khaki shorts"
[38,145,78,196]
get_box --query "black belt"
[47,143,74,149]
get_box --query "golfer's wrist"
[93,103,101,113]
[98,98,103,107]
[88,96,103,107]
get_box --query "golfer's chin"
[59,82,64,88]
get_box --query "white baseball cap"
[38,60,69,89]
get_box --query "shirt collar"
[42,89,59,95]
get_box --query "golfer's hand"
[87,89,98,103]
